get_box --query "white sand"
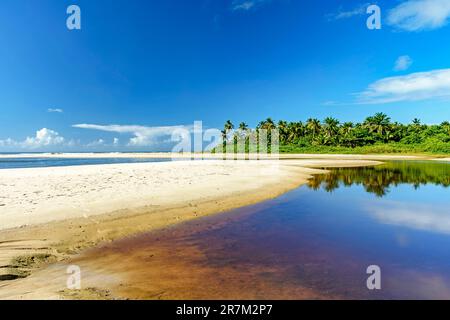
[0,152,431,160]
[0,159,380,231]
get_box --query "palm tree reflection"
[307,161,450,197]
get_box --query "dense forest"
[218,113,450,154]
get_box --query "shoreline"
[0,158,383,299]
[0,152,443,160]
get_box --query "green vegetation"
[218,113,450,155]
[307,161,450,197]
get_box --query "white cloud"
[73,124,192,147]
[394,55,413,71]
[387,0,450,31]
[23,128,65,148]
[357,68,450,104]
[0,128,66,149]
[47,108,64,113]
[231,0,270,11]
[327,3,370,20]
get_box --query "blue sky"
[1,0,450,151]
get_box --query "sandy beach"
[0,152,437,160]
[0,158,394,231]
[0,156,414,299]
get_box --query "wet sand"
[0,208,334,300]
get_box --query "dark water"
[222,161,450,299]
[0,157,173,169]
[95,160,450,299]
[205,161,450,299]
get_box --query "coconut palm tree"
[238,122,248,131]
[340,122,353,134]
[257,118,276,131]
[236,122,248,139]
[363,113,391,141]
[222,120,234,139]
[220,120,235,152]
[287,122,305,143]
[277,120,289,144]
[339,122,355,147]
[323,117,340,145]
[224,120,234,132]
[441,121,450,135]
[306,118,321,141]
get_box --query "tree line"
[220,113,450,153]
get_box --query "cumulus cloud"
[72,124,192,147]
[47,108,63,113]
[327,3,371,20]
[356,68,450,104]
[387,0,450,31]
[231,0,270,11]
[0,128,65,149]
[394,55,413,71]
[23,128,65,148]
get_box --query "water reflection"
[307,161,450,197]
[366,201,450,235]
[76,161,450,299]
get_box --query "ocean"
[0,155,173,169]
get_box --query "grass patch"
[279,143,450,155]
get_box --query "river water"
[77,161,450,299]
